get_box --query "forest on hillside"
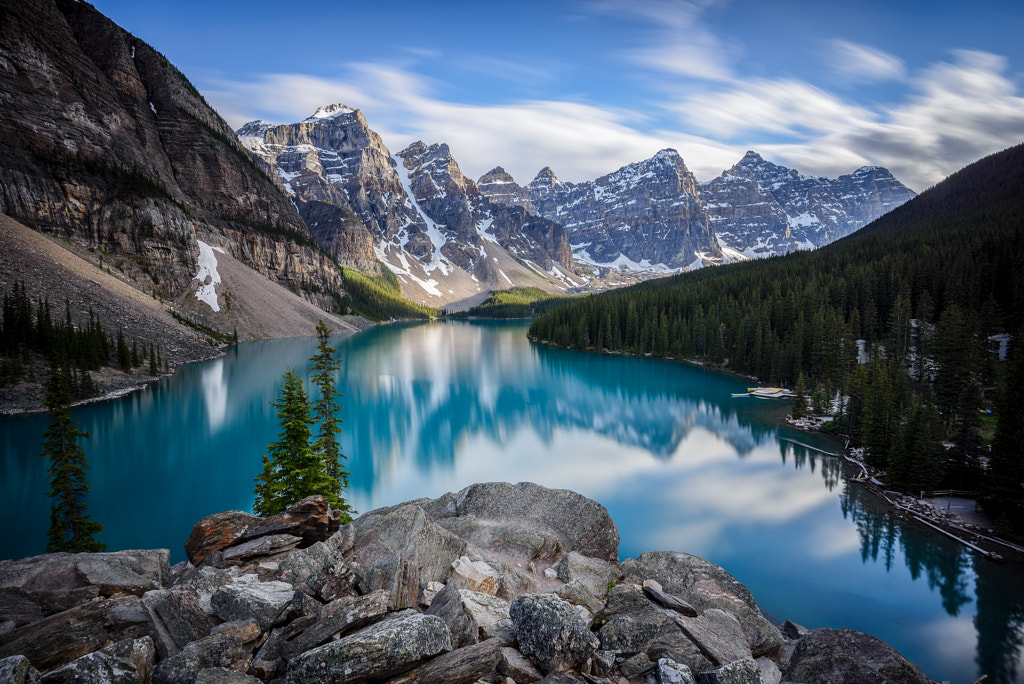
[529,143,1024,537]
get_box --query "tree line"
[2,281,168,397]
[529,143,1024,538]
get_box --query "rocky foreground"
[0,483,933,684]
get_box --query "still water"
[2,320,1022,683]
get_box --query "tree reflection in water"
[840,480,1024,683]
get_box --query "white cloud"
[591,0,736,81]
[829,39,907,83]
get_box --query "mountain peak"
[531,167,560,187]
[236,120,275,138]
[307,103,356,121]
[739,150,764,163]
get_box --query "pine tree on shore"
[309,320,354,522]
[40,364,105,552]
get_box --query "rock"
[499,646,543,683]
[384,637,502,684]
[594,584,711,674]
[142,589,211,659]
[673,610,751,666]
[598,615,659,654]
[0,655,40,683]
[657,657,696,684]
[151,634,249,684]
[210,575,295,631]
[643,580,697,617]
[39,636,155,684]
[780,619,808,640]
[185,497,340,568]
[184,511,262,567]
[220,535,303,566]
[783,628,931,684]
[279,589,392,661]
[428,482,620,564]
[0,551,169,601]
[209,619,261,644]
[509,593,598,674]
[537,674,582,684]
[277,542,357,602]
[0,621,14,638]
[755,656,781,684]
[556,580,604,614]
[696,658,760,684]
[285,610,452,684]
[169,566,236,616]
[0,595,150,672]
[590,650,615,677]
[450,556,501,595]
[619,552,782,657]
[194,668,262,684]
[426,583,514,648]
[557,553,619,600]
[0,591,44,628]
[620,652,655,678]
[419,581,445,608]
[341,504,468,609]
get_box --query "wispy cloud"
[592,0,736,81]
[828,39,907,83]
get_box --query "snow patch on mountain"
[194,240,225,312]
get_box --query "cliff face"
[483,151,721,271]
[701,151,916,257]
[0,0,346,316]
[239,108,585,306]
[0,483,933,684]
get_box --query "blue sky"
[92,0,1024,191]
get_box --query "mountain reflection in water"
[0,319,1020,683]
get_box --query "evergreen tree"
[309,320,355,522]
[253,368,339,516]
[39,364,105,552]
[791,373,808,419]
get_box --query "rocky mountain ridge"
[0,483,934,684]
[0,0,355,337]
[238,109,586,309]
[478,150,916,269]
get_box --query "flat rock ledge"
[0,483,935,684]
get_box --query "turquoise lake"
[1,319,1022,683]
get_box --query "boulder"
[425,482,620,564]
[780,619,809,639]
[536,674,581,684]
[384,637,502,684]
[39,636,155,684]
[277,541,357,602]
[0,595,150,672]
[643,580,697,617]
[279,589,391,661]
[0,655,40,683]
[556,579,604,614]
[184,512,261,567]
[151,634,249,684]
[184,496,340,567]
[498,646,543,683]
[556,552,619,600]
[0,551,169,602]
[450,556,501,595]
[619,552,782,657]
[340,504,468,609]
[783,628,931,684]
[697,658,761,684]
[657,657,696,684]
[210,575,295,631]
[194,668,262,684]
[755,656,782,684]
[594,584,711,674]
[673,610,751,666]
[209,619,261,644]
[285,610,453,684]
[620,652,656,678]
[509,593,598,674]
[220,535,303,566]
[426,583,514,648]
[142,589,211,659]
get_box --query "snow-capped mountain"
[480,149,720,271]
[701,151,916,258]
[238,106,583,306]
[479,150,915,269]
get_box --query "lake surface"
[2,319,1022,683]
